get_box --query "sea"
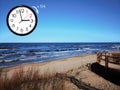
[0,43,120,68]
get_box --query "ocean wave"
[0,49,10,50]
[0,59,19,63]
[112,45,120,50]
[19,57,37,61]
[0,48,16,51]
[2,53,17,56]
[0,56,37,63]
[52,49,82,53]
[83,48,100,51]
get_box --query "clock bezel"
[7,5,38,36]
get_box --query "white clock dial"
[7,5,37,36]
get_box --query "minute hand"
[22,20,30,21]
[19,10,23,20]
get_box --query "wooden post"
[97,52,102,63]
[105,53,109,73]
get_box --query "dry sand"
[2,54,96,75]
[1,54,120,90]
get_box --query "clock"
[7,5,37,36]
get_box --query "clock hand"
[19,11,30,23]
[22,19,30,21]
[19,10,23,20]
[19,20,22,24]
[19,19,30,23]
[19,10,23,23]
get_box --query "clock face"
[7,5,37,36]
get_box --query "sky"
[0,0,120,42]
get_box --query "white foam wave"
[0,49,9,51]
[19,56,37,61]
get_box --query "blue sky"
[0,0,120,42]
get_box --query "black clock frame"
[7,5,37,36]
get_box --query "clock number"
[16,27,19,30]
[29,14,32,18]
[12,14,16,18]
[29,24,32,27]
[26,27,28,31]
[10,19,13,22]
[20,9,24,13]
[20,29,23,32]
[31,19,33,23]
[12,24,15,28]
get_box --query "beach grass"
[0,67,66,90]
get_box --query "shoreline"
[0,53,93,68]
[1,54,95,71]
[1,54,96,75]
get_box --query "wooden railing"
[97,52,120,70]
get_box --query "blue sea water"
[0,43,120,67]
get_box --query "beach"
[3,54,95,73]
[1,54,120,90]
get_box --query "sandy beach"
[2,54,96,75]
[1,54,120,90]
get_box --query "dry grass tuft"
[0,67,66,90]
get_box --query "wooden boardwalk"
[97,52,120,70]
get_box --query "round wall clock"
[7,5,37,36]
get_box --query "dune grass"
[0,67,66,90]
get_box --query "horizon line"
[0,42,120,43]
